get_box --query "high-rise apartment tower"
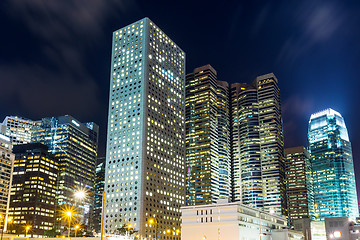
[308,109,358,220]
[105,18,185,239]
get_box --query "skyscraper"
[0,134,14,219]
[308,108,358,220]
[10,143,58,237]
[231,73,286,215]
[32,115,99,233]
[255,74,286,215]
[285,146,314,226]
[185,65,231,206]
[93,159,105,234]
[1,116,40,144]
[105,18,185,239]
[230,83,262,208]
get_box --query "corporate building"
[0,134,14,220]
[181,200,299,240]
[185,67,286,215]
[308,109,358,220]
[185,65,231,205]
[104,18,185,239]
[10,143,58,237]
[285,146,314,226]
[93,159,105,234]
[31,115,99,233]
[1,116,40,144]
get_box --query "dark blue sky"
[1,1,360,196]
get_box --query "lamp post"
[74,225,80,238]
[66,211,72,240]
[74,190,105,240]
[25,226,31,238]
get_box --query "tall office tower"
[32,115,99,232]
[1,116,40,144]
[254,73,286,215]
[105,18,185,239]
[231,73,286,215]
[185,65,231,206]
[285,146,314,226]
[230,83,262,208]
[10,143,58,237]
[308,109,358,220]
[93,159,105,234]
[0,134,14,219]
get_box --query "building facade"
[185,65,231,206]
[0,134,14,219]
[285,146,314,226]
[10,143,58,237]
[231,74,286,215]
[105,18,185,239]
[31,115,99,233]
[181,200,290,240]
[93,159,105,234]
[1,116,40,144]
[230,83,262,208]
[308,109,358,220]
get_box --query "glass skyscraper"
[105,18,185,239]
[231,74,286,215]
[32,115,99,234]
[308,108,358,220]
[185,65,231,205]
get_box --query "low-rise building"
[181,200,295,240]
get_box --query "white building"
[1,116,40,144]
[181,200,301,240]
[105,17,185,239]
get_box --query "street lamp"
[74,191,86,200]
[148,218,158,240]
[66,211,72,240]
[25,225,31,238]
[74,190,105,240]
[74,225,80,238]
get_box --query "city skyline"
[1,1,360,199]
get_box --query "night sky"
[1,1,360,197]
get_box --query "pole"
[100,192,105,240]
[0,217,3,240]
[68,217,71,240]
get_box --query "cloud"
[0,63,100,119]
[277,2,345,64]
[0,0,138,120]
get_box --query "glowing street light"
[333,231,342,238]
[74,225,80,238]
[74,191,86,200]
[25,226,31,237]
